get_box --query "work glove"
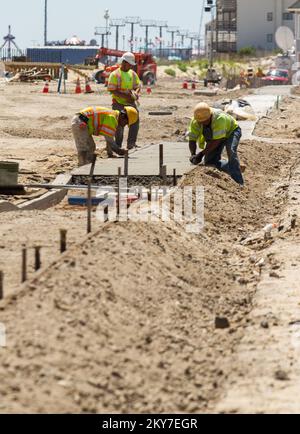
[190,152,204,165]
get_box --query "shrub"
[238,46,256,57]
[165,68,176,77]
[177,62,188,72]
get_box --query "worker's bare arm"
[189,141,197,156]
[202,139,222,157]
[111,90,134,102]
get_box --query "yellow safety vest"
[107,68,140,105]
[188,109,238,149]
[80,107,119,137]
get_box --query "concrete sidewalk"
[72,86,292,177]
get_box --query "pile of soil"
[254,96,300,139]
[0,138,294,414]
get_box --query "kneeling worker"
[188,102,244,186]
[72,106,139,166]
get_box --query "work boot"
[116,148,127,156]
[127,143,136,151]
[78,151,88,167]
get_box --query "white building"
[237,0,295,51]
[288,1,300,61]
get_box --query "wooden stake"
[0,271,3,300]
[87,179,92,234]
[173,168,177,186]
[159,144,164,176]
[124,151,129,177]
[34,247,41,271]
[60,229,67,253]
[22,248,27,283]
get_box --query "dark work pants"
[112,101,140,148]
[204,127,244,185]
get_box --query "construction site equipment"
[84,79,93,94]
[43,80,49,93]
[0,162,19,186]
[75,77,82,94]
[204,68,222,87]
[94,47,157,86]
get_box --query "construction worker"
[72,106,139,166]
[107,52,141,150]
[188,102,244,186]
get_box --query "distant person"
[107,52,141,150]
[188,102,244,186]
[72,106,138,166]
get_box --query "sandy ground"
[0,78,299,413]
[255,95,300,139]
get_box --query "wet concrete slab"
[72,142,192,177]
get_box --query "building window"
[283,12,293,20]
[267,12,273,21]
[267,34,273,43]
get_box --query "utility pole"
[95,27,110,48]
[188,32,199,50]
[44,0,48,46]
[110,19,125,51]
[125,17,140,51]
[167,26,179,48]
[140,20,157,52]
[177,30,188,48]
[156,21,168,57]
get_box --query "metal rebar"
[104,205,109,222]
[159,144,164,176]
[60,229,67,253]
[0,271,3,300]
[161,165,167,183]
[87,179,92,234]
[173,168,177,186]
[148,189,152,202]
[34,246,41,272]
[21,248,27,283]
[124,151,129,177]
[117,180,120,218]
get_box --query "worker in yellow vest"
[188,102,244,185]
[72,106,139,166]
[107,52,141,150]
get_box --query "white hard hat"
[121,52,136,66]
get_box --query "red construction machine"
[93,48,157,86]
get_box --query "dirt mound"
[1,127,69,141]
[254,96,300,139]
[0,139,294,414]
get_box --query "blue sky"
[0,0,208,49]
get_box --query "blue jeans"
[204,127,244,185]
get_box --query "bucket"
[0,161,19,186]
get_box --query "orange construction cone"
[84,79,94,94]
[191,81,196,90]
[75,77,82,94]
[42,80,49,93]
[182,81,188,89]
